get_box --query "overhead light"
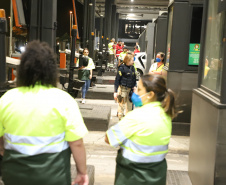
[131,9,133,11]
[128,14,136,17]
[131,0,134,1]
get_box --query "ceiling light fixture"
[131,9,133,11]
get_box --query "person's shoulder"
[88,57,93,61]
[124,108,143,121]
[48,88,75,101]
[0,88,20,101]
[119,64,125,69]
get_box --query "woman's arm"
[89,69,92,79]
[69,139,89,185]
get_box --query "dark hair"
[83,48,89,53]
[17,40,57,87]
[157,52,165,62]
[141,74,177,119]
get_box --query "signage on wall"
[188,43,200,66]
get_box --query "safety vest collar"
[143,101,162,108]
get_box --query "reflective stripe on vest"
[107,124,127,147]
[122,139,168,155]
[121,147,167,163]
[108,124,169,163]
[4,132,69,156]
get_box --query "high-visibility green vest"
[108,42,114,55]
[119,51,127,61]
[107,101,171,163]
[0,85,88,184]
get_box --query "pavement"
[71,99,192,185]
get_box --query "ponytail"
[162,89,177,119]
[141,74,177,119]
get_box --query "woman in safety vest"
[149,52,165,75]
[0,41,89,185]
[106,74,177,185]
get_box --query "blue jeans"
[81,79,90,99]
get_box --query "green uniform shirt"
[0,85,88,185]
[119,51,127,61]
[107,102,171,185]
[77,57,95,80]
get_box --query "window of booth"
[166,6,173,66]
[201,0,225,94]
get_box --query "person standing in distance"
[114,53,136,120]
[108,38,116,71]
[149,52,165,75]
[118,46,129,67]
[136,42,140,51]
[0,41,89,185]
[78,48,95,104]
[106,74,177,185]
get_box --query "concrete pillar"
[99,15,103,52]
[83,0,88,48]
[0,13,7,95]
[88,0,95,59]
[115,13,119,41]
[104,0,112,49]
[145,23,155,74]
[111,4,116,39]
[29,0,57,51]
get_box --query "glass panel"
[166,6,174,66]
[201,0,225,94]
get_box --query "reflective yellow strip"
[4,132,69,156]
[121,146,167,163]
[4,132,65,145]
[107,124,127,147]
[5,140,69,156]
[121,140,168,156]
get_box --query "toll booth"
[153,13,168,58]
[138,30,146,53]
[165,0,203,134]
[137,22,155,74]
[189,0,226,184]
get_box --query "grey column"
[29,0,41,41]
[145,23,155,74]
[83,0,88,48]
[0,15,7,95]
[29,0,57,51]
[88,0,95,58]
[41,0,57,51]
[115,13,119,41]
[104,0,112,49]
[111,4,116,39]
[99,15,103,52]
